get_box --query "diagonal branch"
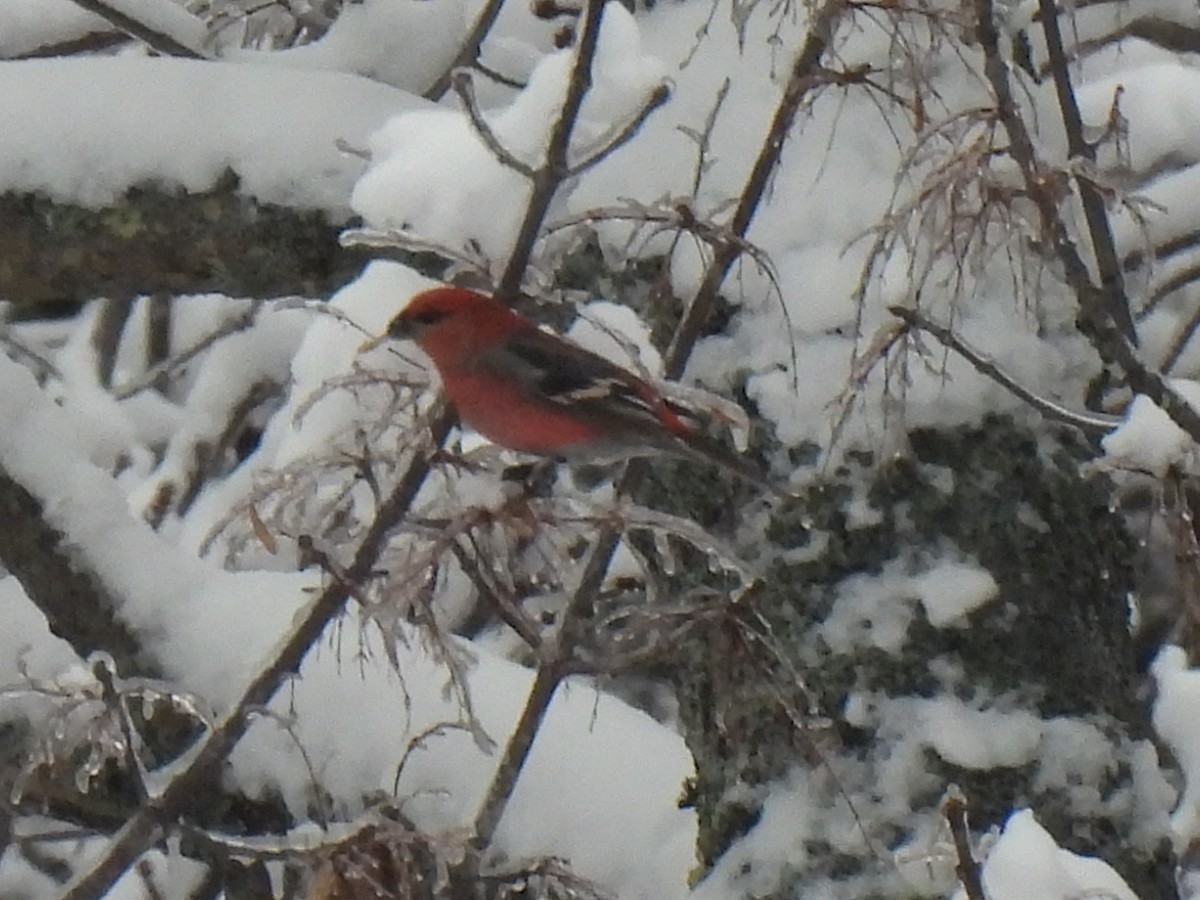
[1036,0,1136,342]
[57,407,454,900]
[888,305,1119,433]
[495,0,611,302]
[425,0,509,101]
[452,70,537,178]
[63,0,210,58]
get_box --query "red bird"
[386,286,790,497]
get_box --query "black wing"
[480,329,662,418]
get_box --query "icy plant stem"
[59,408,455,900]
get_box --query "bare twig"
[495,0,610,301]
[451,70,537,178]
[426,0,508,100]
[1036,0,1136,342]
[973,0,1200,443]
[664,0,842,374]
[112,306,257,401]
[888,305,1119,433]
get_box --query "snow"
[956,809,1139,900]
[4,0,1200,896]
[351,2,668,275]
[0,0,111,58]
[1102,386,1200,476]
[818,555,998,654]
[229,0,469,92]
[0,56,427,211]
[1153,646,1200,848]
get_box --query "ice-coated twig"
[451,70,537,178]
[1036,0,1135,342]
[567,83,672,176]
[112,305,257,400]
[888,305,1120,434]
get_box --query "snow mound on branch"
[1101,386,1200,476]
[0,56,427,211]
[955,809,1138,900]
[350,2,668,270]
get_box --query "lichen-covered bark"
[675,416,1177,899]
[0,172,371,315]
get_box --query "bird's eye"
[409,309,447,326]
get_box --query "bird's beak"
[358,313,408,354]
[358,331,391,354]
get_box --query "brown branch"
[425,0,508,101]
[495,0,609,302]
[58,407,454,900]
[1036,0,1136,341]
[470,657,577,850]
[63,0,209,58]
[942,791,985,900]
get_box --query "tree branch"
[1036,0,1136,341]
[63,0,209,58]
[425,0,509,101]
[58,407,454,900]
[495,0,610,302]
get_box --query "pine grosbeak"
[386,287,790,497]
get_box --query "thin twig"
[973,0,1200,442]
[426,0,509,100]
[567,83,672,175]
[496,0,609,301]
[451,70,537,178]
[1036,0,1136,342]
[942,790,985,900]
[112,307,257,401]
[664,0,842,375]
[888,305,1119,433]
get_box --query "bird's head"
[386,287,485,342]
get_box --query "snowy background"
[3,0,1200,898]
